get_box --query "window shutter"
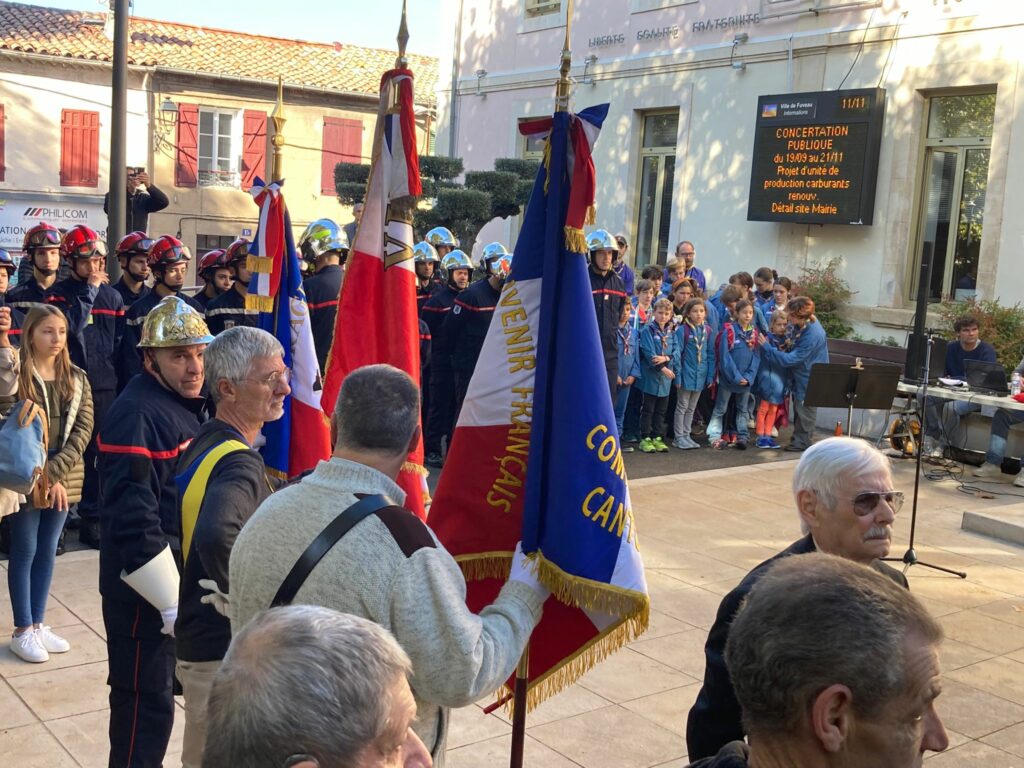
[0,104,5,182]
[241,110,267,189]
[176,103,199,188]
[321,117,362,195]
[59,109,100,187]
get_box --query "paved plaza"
[2,456,1024,766]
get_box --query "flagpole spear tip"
[554,0,573,112]
[271,76,286,179]
[396,0,410,69]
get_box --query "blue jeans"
[985,409,1024,465]
[708,388,752,441]
[925,396,980,443]
[614,383,632,436]
[6,505,68,628]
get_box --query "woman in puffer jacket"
[6,304,93,664]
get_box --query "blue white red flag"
[245,177,331,477]
[429,105,649,707]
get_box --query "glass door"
[634,111,679,267]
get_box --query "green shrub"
[795,257,854,339]
[937,297,1024,372]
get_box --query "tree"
[334,156,538,257]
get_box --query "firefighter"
[420,248,472,468]
[414,240,442,313]
[118,236,205,391]
[446,242,511,418]
[0,249,25,344]
[46,225,126,548]
[299,219,348,372]
[192,249,231,311]
[113,231,154,308]
[424,226,458,260]
[588,229,628,401]
[98,296,212,768]
[205,238,259,336]
[7,221,62,312]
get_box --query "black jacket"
[175,420,278,662]
[304,264,344,372]
[97,372,205,603]
[46,277,125,392]
[7,275,51,314]
[686,742,750,768]
[446,278,500,375]
[118,289,206,391]
[113,277,151,309]
[0,295,25,346]
[421,284,460,366]
[205,286,259,336]
[104,184,170,234]
[416,278,441,314]
[588,267,627,380]
[191,288,217,312]
[685,534,910,761]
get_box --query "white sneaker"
[972,463,1005,479]
[747,419,757,430]
[771,427,779,438]
[10,629,49,663]
[1015,470,1024,489]
[36,625,70,654]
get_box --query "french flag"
[429,105,649,710]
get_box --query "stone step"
[962,502,1024,547]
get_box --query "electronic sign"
[747,88,886,225]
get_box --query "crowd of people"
[0,201,970,768]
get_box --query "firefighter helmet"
[138,295,214,349]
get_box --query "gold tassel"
[542,138,552,195]
[455,552,512,582]
[246,255,274,273]
[531,553,650,619]
[564,226,587,254]
[585,204,596,226]
[401,461,429,478]
[245,294,275,312]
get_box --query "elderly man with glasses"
[174,326,290,768]
[685,437,909,762]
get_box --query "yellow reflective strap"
[181,440,248,565]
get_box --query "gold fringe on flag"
[245,294,275,313]
[532,552,648,620]
[564,226,587,254]
[455,551,512,583]
[246,255,274,273]
[585,204,596,225]
[542,138,552,195]
[401,461,429,478]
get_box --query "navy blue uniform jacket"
[205,286,259,336]
[97,372,205,603]
[446,278,500,375]
[113,278,151,309]
[47,277,126,392]
[421,284,461,365]
[304,264,344,372]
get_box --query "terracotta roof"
[0,1,439,102]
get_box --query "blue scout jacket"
[676,321,716,392]
[638,320,681,398]
[716,321,761,394]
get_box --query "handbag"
[0,400,49,501]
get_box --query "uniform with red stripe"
[205,238,259,336]
[588,229,629,398]
[298,219,349,372]
[7,221,63,313]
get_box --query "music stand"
[804,363,902,434]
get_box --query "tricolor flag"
[429,105,649,709]
[321,66,426,518]
[245,178,331,477]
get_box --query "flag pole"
[270,76,286,180]
[509,3,574,767]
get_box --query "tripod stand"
[884,334,966,578]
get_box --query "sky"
[36,0,443,55]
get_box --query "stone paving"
[1,456,1024,766]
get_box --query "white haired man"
[689,554,948,767]
[686,437,909,761]
[202,605,432,768]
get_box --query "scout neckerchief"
[618,323,632,357]
[685,319,707,366]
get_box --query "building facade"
[436,0,1023,336]
[0,2,438,282]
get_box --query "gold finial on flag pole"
[271,76,286,179]
[396,0,410,69]
[554,0,574,112]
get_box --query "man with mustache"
[686,437,908,761]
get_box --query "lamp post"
[107,0,130,279]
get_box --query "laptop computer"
[965,359,1010,395]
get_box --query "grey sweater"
[229,457,544,765]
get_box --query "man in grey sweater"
[229,364,547,766]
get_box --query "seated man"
[924,315,996,457]
[972,352,1024,486]
[202,605,431,768]
[688,553,948,767]
[686,437,908,761]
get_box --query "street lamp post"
[107,0,129,280]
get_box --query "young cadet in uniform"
[0,250,25,345]
[205,238,259,336]
[446,242,511,418]
[424,225,458,260]
[118,236,205,391]
[46,225,126,549]
[192,249,231,312]
[414,240,442,313]
[112,232,154,309]
[98,296,212,768]
[421,249,472,468]
[299,219,349,372]
[588,229,629,401]
[8,222,62,313]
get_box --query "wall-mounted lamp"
[730,32,748,72]
[583,54,598,86]
[475,69,487,97]
[153,96,179,152]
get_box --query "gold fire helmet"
[138,296,215,349]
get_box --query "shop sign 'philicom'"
[747,88,886,225]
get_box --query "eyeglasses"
[246,367,292,388]
[852,491,904,516]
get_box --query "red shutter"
[176,103,199,188]
[241,110,267,188]
[321,117,362,194]
[59,109,99,187]
[0,104,5,182]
